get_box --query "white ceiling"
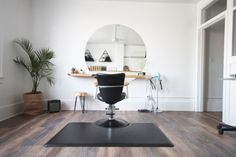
[101,0,201,4]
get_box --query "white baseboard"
[158,97,195,111]
[0,97,195,121]
[0,102,23,122]
[44,97,195,112]
[206,98,222,112]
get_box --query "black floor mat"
[45,122,174,147]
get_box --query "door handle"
[229,74,236,78]
[222,74,236,81]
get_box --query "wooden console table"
[68,73,152,79]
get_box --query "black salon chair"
[95,73,129,128]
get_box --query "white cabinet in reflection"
[124,45,146,71]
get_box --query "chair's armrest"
[98,85,125,88]
[94,81,129,87]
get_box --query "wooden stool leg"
[74,96,78,112]
[95,86,98,99]
[83,96,86,113]
[80,96,85,113]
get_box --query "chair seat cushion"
[97,92,126,104]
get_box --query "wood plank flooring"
[0,111,236,157]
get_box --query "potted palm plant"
[14,39,55,115]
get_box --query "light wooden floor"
[0,111,236,157]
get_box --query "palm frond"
[46,76,54,86]
[35,48,55,69]
[14,39,33,53]
[14,39,35,59]
[14,39,55,93]
[13,57,31,73]
[14,39,40,72]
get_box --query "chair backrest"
[96,73,125,104]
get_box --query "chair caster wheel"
[218,129,224,135]
[217,124,222,130]
[217,122,236,135]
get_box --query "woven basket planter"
[23,92,43,115]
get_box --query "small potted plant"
[14,39,55,115]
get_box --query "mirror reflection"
[85,24,146,74]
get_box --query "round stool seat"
[75,92,87,97]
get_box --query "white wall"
[0,0,198,121]
[31,0,197,111]
[30,0,196,110]
[0,0,33,121]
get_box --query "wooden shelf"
[68,73,151,79]
[125,75,151,79]
[67,73,93,78]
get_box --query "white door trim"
[195,0,227,112]
[223,0,235,124]
[0,34,3,79]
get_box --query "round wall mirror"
[85,24,146,74]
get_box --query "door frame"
[195,0,228,112]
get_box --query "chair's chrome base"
[95,118,129,128]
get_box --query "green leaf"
[14,39,55,92]
[13,56,31,73]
